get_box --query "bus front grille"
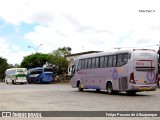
[119,77,128,90]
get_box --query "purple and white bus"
[71,49,158,95]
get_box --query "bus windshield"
[17,69,27,75]
[44,68,53,73]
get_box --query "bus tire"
[6,80,8,84]
[39,80,43,84]
[126,91,137,95]
[96,89,101,92]
[107,82,113,95]
[12,80,15,84]
[77,81,83,92]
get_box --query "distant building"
[66,51,102,75]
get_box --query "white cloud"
[0,38,30,64]
[0,0,160,64]
[0,38,9,55]
[11,45,20,52]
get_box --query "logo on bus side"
[146,71,156,82]
[112,69,118,80]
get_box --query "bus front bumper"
[16,79,27,83]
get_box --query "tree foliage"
[53,47,71,56]
[20,53,48,69]
[20,47,71,75]
[0,57,9,80]
[47,47,71,75]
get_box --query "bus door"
[133,49,157,85]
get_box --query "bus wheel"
[77,82,83,92]
[6,80,8,84]
[12,80,15,84]
[96,89,100,92]
[107,82,113,95]
[126,91,137,95]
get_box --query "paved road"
[0,82,160,120]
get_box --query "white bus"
[5,68,27,84]
[71,49,158,95]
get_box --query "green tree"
[47,47,71,75]
[0,57,9,81]
[20,53,48,69]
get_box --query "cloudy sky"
[0,0,160,64]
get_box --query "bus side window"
[81,59,85,69]
[100,56,105,68]
[88,59,92,69]
[71,65,75,76]
[113,55,117,67]
[84,59,88,69]
[95,57,100,68]
[123,53,128,63]
[117,53,128,66]
[117,54,123,66]
[104,56,108,67]
[108,55,113,67]
[77,60,82,71]
[91,58,96,68]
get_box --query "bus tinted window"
[117,54,123,66]
[100,57,105,68]
[30,70,42,74]
[95,57,99,68]
[104,56,108,67]
[113,55,117,67]
[117,53,128,66]
[81,59,85,69]
[44,68,53,73]
[91,58,96,68]
[108,56,113,67]
[123,53,128,62]
[77,60,82,70]
[6,70,16,75]
[88,59,92,68]
[84,59,88,69]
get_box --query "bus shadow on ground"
[73,90,154,97]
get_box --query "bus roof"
[6,68,26,71]
[75,49,156,60]
[28,67,53,70]
[76,50,131,60]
